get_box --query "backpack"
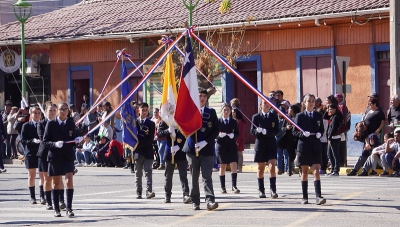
[353,121,368,142]
[336,104,351,133]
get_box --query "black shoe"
[347,169,357,176]
[301,198,309,204]
[221,187,227,194]
[270,190,278,199]
[46,204,53,210]
[59,202,66,210]
[193,203,200,210]
[136,192,142,199]
[73,169,78,175]
[164,196,171,203]
[316,197,326,205]
[146,191,155,199]
[96,163,102,167]
[259,190,266,198]
[183,195,192,204]
[54,210,61,217]
[357,170,368,176]
[379,171,390,177]
[369,170,378,176]
[40,197,46,205]
[30,198,37,204]
[206,200,218,211]
[231,186,240,194]
[66,209,74,218]
[123,165,129,169]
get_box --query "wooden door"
[74,79,89,112]
[235,62,258,144]
[378,60,390,118]
[301,56,331,98]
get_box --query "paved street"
[1,163,400,227]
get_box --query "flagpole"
[171,135,175,164]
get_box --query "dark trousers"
[0,147,4,169]
[320,142,328,171]
[328,139,341,173]
[109,147,123,167]
[164,159,189,197]
[8,134,18,158]
[96,152,112,166]
[186,153,215,205]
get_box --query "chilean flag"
[174,35,202,136]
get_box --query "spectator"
[276,105,289,175]
[334,93,350,167]
[87,108,99,136]
[275,90,289,107]
[98,119,113,141]
[105,138,124,167]
[81,94,90,112]
[102,101,114,128]
[75,134,95,167]
[315,105,328,175]
[364,92,381,114]
[325,95,338,106]
[94,136,112,167]
[364,98,385,136]
[152,108,166,170]
[0,103,7,172]
[1,100,12,159]
[324,104,343,176]
[380,128,400,176]
[230,98,240,109]
[6,106,20,159]
[315,97,323,112]
[388,95,400,127]
[69,104,80,123]
[357,133,390,176]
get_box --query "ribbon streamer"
[189,30,304,133]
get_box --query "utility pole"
[390,0,400,96]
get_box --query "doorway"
[70,68,91,112]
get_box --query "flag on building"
[160,53,178,128]
[120,57,138,151]
[174,35,202,136]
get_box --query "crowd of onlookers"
[2,90,400,177]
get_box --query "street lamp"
[13,0,32,103]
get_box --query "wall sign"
[0,49,22,73]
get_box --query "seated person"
[357,133,392,176]
[105,136,124,167]
[93,136,112,167]
[381,128,400,176]
[347,133,381,176]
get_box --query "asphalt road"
[1,163,399,227]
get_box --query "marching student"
[21,106,43,205]
[183,89,219,211]
[292,93,326,205]
[216,103,240,194]
[133,103,156,199]
[250,100,279,199]
[157,120,191,203]
[37,103,58,210]
[43,102,83,217]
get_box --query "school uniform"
[292,110,326,205]
[183,106,219,210]
[37,119,49,172]
[216,117,240,193]
[293,110,324,166]
[158,121,190,203]
[43,118,77,176]
[21,121,40,169]
[250,111,279,162]
[134,117,155,198]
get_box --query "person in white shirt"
[98,119,113,141]
[75,135,95,167]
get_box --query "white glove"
[33,138,41,144]
[195,140,208,151]
[172,145,180,154]
[168,126,176,138]
[74,136,84,143]
[228,133,234,139]
[256,127,262,133]
[262,129,267,135]
[55,141,64,148]
[316,133,322,139]
[219,132,227,137]
[303,131,310,137]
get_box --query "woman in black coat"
[21,106,42,205]
[323,103,343,176]
[293,93,326,205]
[216,103,240,194]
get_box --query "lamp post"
[13,0,32,102]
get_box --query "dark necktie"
[309,112,312,118]
[61,121,65,131]
[225,119,228,125]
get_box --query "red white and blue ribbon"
[188,30,304,133]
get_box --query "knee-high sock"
[231,173,237,187]
[39,185,44,199]
[219,175,226,188]
[269,177,277,192]
[301,181,308,199]
[52,189,59,210]
[45,191,52,206]
[257,178,264,191]
[29,186,36,199]
[66,189,74,210]
[59,189,64,202]
[314,180,322,198]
